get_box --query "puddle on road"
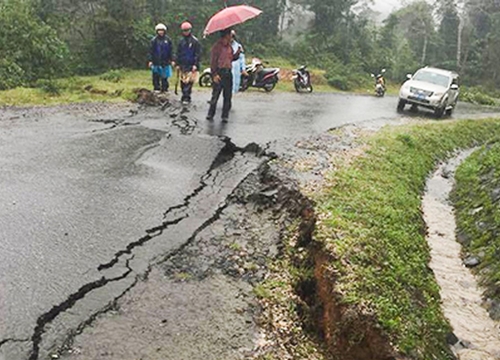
[422,150,500,360]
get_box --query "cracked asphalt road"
[0,92,498,360]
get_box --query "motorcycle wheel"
[264,82,276,92]
[294,79,301,93]
[306,83,313,93]
[199,73,212,88]
[240,77,250,92]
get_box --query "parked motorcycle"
[293,65,313,93]
[371,69,386,97]
[240,58,280,92]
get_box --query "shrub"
[324,68,369,91]
[36,79,62,96]
[99,70,124,83]
[0,60,25,90]
[460,87,498,106]
[325,73,350,90]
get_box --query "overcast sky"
[372,0,403,21]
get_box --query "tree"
[458,0,500,83]
[0,0,68,87]
[437,0,460,69]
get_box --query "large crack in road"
[0,99,273,359]
[28,258,135,360]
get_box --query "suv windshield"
[413,70,450,87]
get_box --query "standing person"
[207,29,241,123]
[231,30,246,94]
[148,23,173,93]
[176,21,201,104]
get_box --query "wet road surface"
[0,93,498,359]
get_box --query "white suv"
[398,67,460,117]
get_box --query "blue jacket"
[148,35,173,66]
[176,35,201,71]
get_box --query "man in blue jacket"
[176,22,201,104]
[148,23,173,93]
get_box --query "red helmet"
[181,22,192,31]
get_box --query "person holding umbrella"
[148,23,174,93]
[206,29,241,122]
[176,21,202,104]
[204,5,262,122]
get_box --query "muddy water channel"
[423,151,500,360]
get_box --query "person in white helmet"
[148,23,173,93]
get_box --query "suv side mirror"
[406,74,412,80]
[450,84,459,90]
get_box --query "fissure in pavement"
[97,136,240,272]
[20,130,270,359]
[28,257,134,360]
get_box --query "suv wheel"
[434,106,445,118]
[397,99,406,112]
[445,102,457,117]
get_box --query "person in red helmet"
[176,21,201,104]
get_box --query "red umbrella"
[203,5,262,36]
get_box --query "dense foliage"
[2,0,500,90]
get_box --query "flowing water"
[423,151,500,360]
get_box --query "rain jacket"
[148,35,173,66]
[176,35,202,71]
[232,40,246,94]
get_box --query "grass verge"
[0,64,401,107]
[310,119,500,358]
[0,70,152,107]
[453,141,500,319]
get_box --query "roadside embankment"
[453,142,500,320]
[258,119,500,359]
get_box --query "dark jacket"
[176,35,201,71]
[148,35,173,66]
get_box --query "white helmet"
[155,23,167,32]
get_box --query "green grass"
[0,70,153,106]
[0,64,401,106]
[460,86,500,106]
[453,141,500,314]
[314,119,500,358]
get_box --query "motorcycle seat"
[260,68,279,76]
